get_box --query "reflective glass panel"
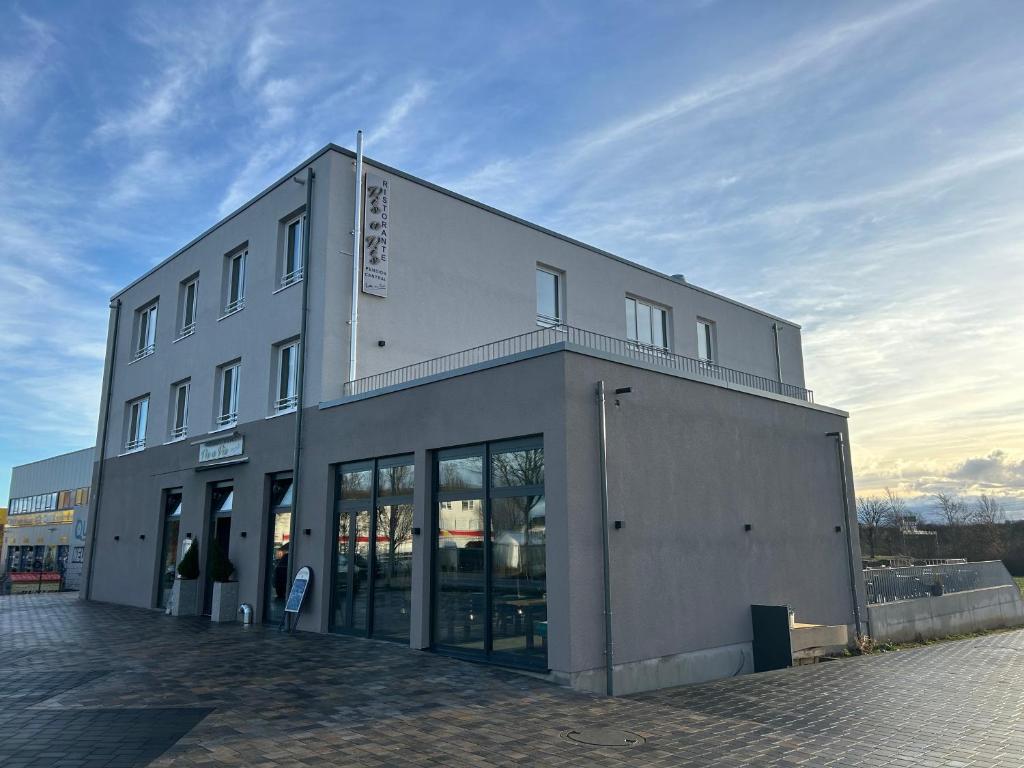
[435,498,485,652]
[340,468,372,500]
[490,495,546,663]
[377,462,414,497]
[491,446,544,489]
[373,503,414,642]
[438,455,483,492]
[265,509,291,625]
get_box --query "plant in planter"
[209,539,239,623]
[170,540,200,617]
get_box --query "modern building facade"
[83,143,863,693]
[4,448,94,591]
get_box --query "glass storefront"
[203,483,233,616]
[433,438,546,669]
[331,456,414,642]
[157,490,182,609]
[264,475,293,626]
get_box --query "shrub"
[209,538,236,583]
[177,541,200,580]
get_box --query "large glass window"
[170,380,190,440]
[179,277,198,338]
[536,267,561,326]
[625,296,668,350]
[697,318,716,362]
[133,302,158,361]
[265,475,293,626]
[216,362,240,428]
[433,438,546,669]
[224,249,246,315]
[125,396,149,452]
[157,489,182,609]
[274,341,299,413]
[281,216,304,288]
[332,456,415,643]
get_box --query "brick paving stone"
[3,593,1024,766]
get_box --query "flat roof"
[111,144,800,328]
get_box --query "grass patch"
[847,625,1020,656]
[1015,576,1024,595]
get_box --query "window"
[625,296,668,349]
[216,362,240,428]
[223,249,246,316]
[273,341,299,413]
[178,276,198,338]
[265,474,293,625]
[697,318,716,363]
[536,267,562,326]
[125,396,149,452]
[133,302,158,361]
[170,380,190,440]
[434,438,546,669]
[280,216,304,288]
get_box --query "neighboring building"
[83,144,863,694]
[4,448,94,591]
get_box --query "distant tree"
[857,495,893,558]
[885,488,908,521]
[972,493,1007,525]
[934,492,971,526]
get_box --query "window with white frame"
[696,318,716,362]
[170,379,190,440]
[125,396,149,452]
[273,341,299,413]
[178,276,198,338]
[216,361,241,428]
[133,302,158,361]
[625,296,668,350]
[223,249,246,315]
[536,267,562,326]
[281,215,304,288]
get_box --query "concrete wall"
[560,352,862,689]
[867,586,1024,644]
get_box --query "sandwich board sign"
[284,566,312,630]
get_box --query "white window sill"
[128,350,154,365]
[266,407,297,419]
[173,330,195,344]
[163,435,189,445]
[218,306,245,321]
[208,422,238,434]
[118,446,145,457]
[536,316,564,328]
[273,278,302,295]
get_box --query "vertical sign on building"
[361,173,389,297]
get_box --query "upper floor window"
[216,361,240,429]
[132,302,158,361]
[170,379,190,440]
[273,341,299,413]
[178,276,198,339]
[697,318,716,362]
[125,395,149,452]
[280,215,304,289]
[536,267,562,326]
[223,248,247,316]
[625,296,668,350]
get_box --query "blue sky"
[1,0,1022,516]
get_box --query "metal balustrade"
[215,412,238,428]
[342,324,815,402]
[863,560,1013,605]
[274,395,298,412]
[280,268,303,289]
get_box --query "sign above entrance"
[361,173,389,298]
[198,435,243,464]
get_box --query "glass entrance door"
[203,484,233,616]
[157,490,182,609]
[330,457,415,642]
[264,476,293,626]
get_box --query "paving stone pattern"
[2,593,1024,767]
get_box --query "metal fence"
[863,561,1013,605]
[343,324,815,402]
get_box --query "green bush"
[176,541,200,580]
[208,537,235,583]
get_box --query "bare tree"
[934,492,971,526]
[972,493,1007,525]
[885,488,908,522]
[857,495,893,558]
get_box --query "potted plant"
[170,540,200,617]
[209,539,239,623]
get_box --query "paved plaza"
[2,593,1024,767]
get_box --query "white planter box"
[171,578,200,617]
[211,581,239,623]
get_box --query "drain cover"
[563,727,645,747]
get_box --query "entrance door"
[333,506,372,634]
[264,476,293,626]
[157,490,182,609]
[203,484,233,616]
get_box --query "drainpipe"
[286,166,315,630]
[84,299,121,601]
[348,130,364,383]
[596,381,614,696]
[827,431,863,639]
[772,322,783,389]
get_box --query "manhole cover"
[562,727,645,747]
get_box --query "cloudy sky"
[0,0,1021,516]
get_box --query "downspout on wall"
[348,130,364,383]
[83,299,121,600]
[286,166,315,629]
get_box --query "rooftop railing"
[342,324,815,402]
[863,561,1013,605]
